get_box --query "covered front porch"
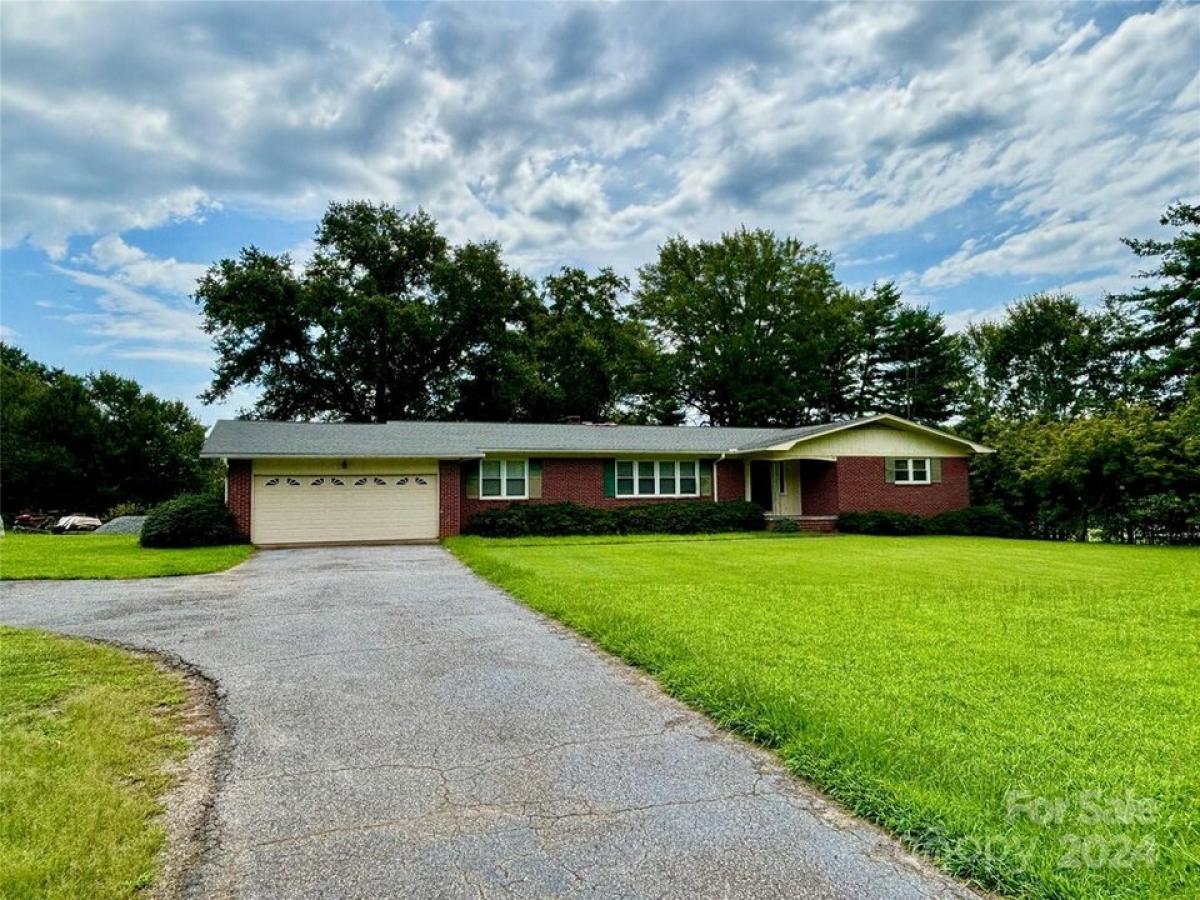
[744,458,839,530]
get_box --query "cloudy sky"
[2,1,1197,422]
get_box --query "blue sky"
[2,1,1197,423]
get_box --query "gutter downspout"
[714,453,726,502]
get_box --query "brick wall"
[229,453,970,540]
[459,457,747,529]
[226,459,252,538]
[799,460,838,516]
[715,459,744,502]
[438,460,462,538]
[834,456,969,516]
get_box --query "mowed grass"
[0,627,191,899]
[449,534,1200,898]
[0,533,252,580]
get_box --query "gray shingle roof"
[202,419,787,458]
[732,418,874,450]
[200,414,989,458]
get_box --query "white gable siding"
[772,425,971,458]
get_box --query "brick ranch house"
[200,414,994,547]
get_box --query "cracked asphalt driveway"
[1,546,977,899]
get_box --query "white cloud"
[50,242,212,368]
[0,323,17,341]
[83,234,208,296]
[284,239,316,277]
[114,346,213,366]
[916,5,1200,292]
[0,0,1196,300]
[942,304,1010,334]
[86,233,147,269]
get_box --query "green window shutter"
[885,458,897,484]
[465,461,480,499]
[699,459,714,497]
[930,458,942,483]
[602,459,616,498]
[528,459,543,498]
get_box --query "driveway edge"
[96,642,233,900]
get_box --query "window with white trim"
[893,457,930,484]
[615,460,699,497]
[480,459,528,498]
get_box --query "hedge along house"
[200,414,994,547]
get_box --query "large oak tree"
[197,202,670,423]
[636,232,965,426]
[635,228,857,426]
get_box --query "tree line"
[0,346,219,518]
[196,201,1195,430]
[964,203,1198,542]
[193,200,1197,541]
[195,202,969,427]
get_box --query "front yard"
[450,534,1200,898]
[0,534,253,580]
[0,628,193,898]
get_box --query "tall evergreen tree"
[878,306,965,423]
[849,281,902,416]
[1110,202,1200,407]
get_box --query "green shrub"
[839,505,1025,538]
[465,500,765,537]
[928,504,1024,538]
[617,501,765,535]
[466,502,614,538]
[771,518,800,534]
[837,510,928,535]
[140,493,242,548]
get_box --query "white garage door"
[252,473,438,545]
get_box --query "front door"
[749,460,773,511]
[772,461,801,516]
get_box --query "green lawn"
[0,533,253,580]
[0,627,192,898]
[449,534,1200,898]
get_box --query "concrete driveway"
[1,546,976,899]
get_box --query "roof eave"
[199,450,486,460]
[726,444,792,456]
[475,448,729,456]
